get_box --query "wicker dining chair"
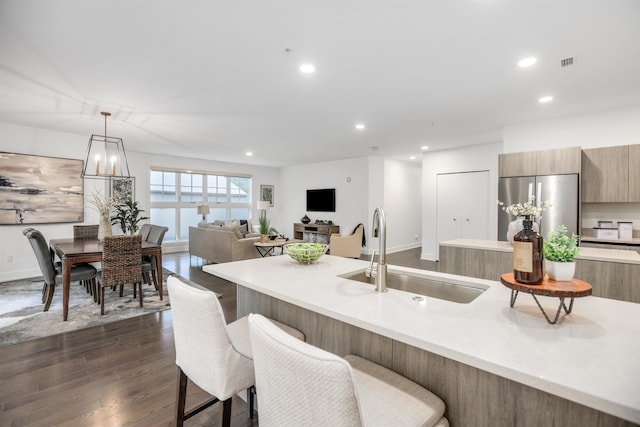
[73,225,99,240]
[99,235,143,315]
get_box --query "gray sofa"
[189,225,260,263]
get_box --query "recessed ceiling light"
[299,64,315,74]
[421,145,429,150]
[355,123,366,130]
[538,96,553,103]
[518,57,537,68]
[410,156,416,160]
[245,151,253,156]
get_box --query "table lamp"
[197,204,210,223]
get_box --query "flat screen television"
[306,188,336,212]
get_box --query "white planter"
[544,260,576,281]
[98,215,113,241]
[506,217,539,244]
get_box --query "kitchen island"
[204,255,639,426]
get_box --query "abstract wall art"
[0,152,84,224]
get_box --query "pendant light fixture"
[82,111,131,179]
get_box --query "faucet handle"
[365,251,377,278]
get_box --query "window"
[149,169,252,241]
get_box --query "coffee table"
[254,239,303,257]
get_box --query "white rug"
[0,269,175,348]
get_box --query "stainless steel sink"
[341,270,488,304]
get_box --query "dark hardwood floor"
[0,248,436,426]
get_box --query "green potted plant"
[543,225,580,281]
[111,198,150,235]
[259,214,270,243]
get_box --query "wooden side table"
[500,273,592,324]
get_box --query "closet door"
[436,171,490,260]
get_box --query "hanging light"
[82,111,131,179]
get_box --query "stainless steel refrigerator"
[498,174,579,241]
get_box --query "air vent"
[560,57,575,68]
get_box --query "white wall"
[383,159,422,253]
[279,156,419,255]
[421,142,502,261]
[0,121,279,281]
[279,157,369,246]
[503,104,640,152]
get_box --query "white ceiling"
[1,0,640,167]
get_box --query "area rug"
[0,268,176,348]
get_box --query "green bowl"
[284,243,329,264]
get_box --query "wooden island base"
[237,285,633,427]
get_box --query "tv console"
[293,223,340,244]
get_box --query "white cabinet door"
[436,171,490,259]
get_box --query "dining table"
[50,238,163,321]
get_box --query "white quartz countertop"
[440,238,640,264]
[204,255,640,424]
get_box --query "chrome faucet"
[365,206,388,292]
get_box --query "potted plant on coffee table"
[259,214,271,243]
[543,225,580,281]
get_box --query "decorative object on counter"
[592,227,618,239]
[111,198,149,235]
[543,225,580,281]
[87,190,120,240]
[501,273,592,324]
[618,222,633,240]
[598,220,614,228]
[258,200,271,243]
[284,243,328,264]
[507,216,539,244]
[300,214,311,224]
[498,195,550,244]
[512,215,544,284]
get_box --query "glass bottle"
[512,215,544,284]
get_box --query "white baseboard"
[0,267,42,283]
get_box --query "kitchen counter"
[440,238,640,264]
[204,255,640,424]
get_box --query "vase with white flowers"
[543,225,580,281]
[87,190,120,240]
[497,195,552,244]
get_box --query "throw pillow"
[239,223,248,237]
[224,219,240,228]
[233,227,243,239]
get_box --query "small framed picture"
[110,177,135,202]
[260,184,274,207]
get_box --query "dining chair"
[167,276,304,427]
[139,223,152,241]
[23,228,98,312]
[73,224,99,239]
[141,225,168,292]
[72,224,101,297]
[99,235,143,315]
[248,313,449,427]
